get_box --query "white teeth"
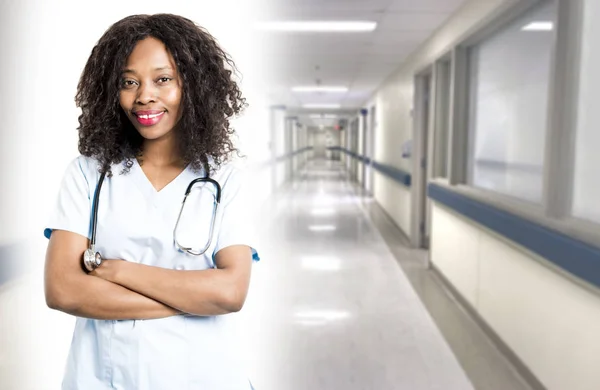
[138,112,163,119]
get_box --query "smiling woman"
[75,13,246,177]
[119,37,183,139]
[43,13,259,390]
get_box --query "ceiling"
[252,0,468,128]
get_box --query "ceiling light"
[255,21,377,33]
[292,86,348,93]
[303,104,341,109]
[308,225,337,232]
[522,21,553,31]
[309,114,323,119]
[324,114,338,119]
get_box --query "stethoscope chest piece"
[83,245,103,272]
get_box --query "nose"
[135,82,157,105]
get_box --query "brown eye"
[121,79,137,88]
[158,77,172,84]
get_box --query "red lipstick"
[133,110,165,126]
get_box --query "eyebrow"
[121,66,174,74]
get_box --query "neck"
[139,137,184,168]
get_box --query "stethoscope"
[83,169,222,272]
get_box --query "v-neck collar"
[130,158,192,204]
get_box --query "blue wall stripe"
[0,243,27,287]
[371,161,412,187]
[428,183,600,289]
[274,146,313,163]
[328,146,412,187]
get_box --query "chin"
[136,126,170,140]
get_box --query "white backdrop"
[0,1,274,388]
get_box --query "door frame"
[410,66,436,251]
[363,106,376,194]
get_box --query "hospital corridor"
[2,0,600,389]
[239,159,531,390]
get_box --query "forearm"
[111,262,238,316]
[47,274,181,320]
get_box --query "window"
[572,0,600,224]
[466,0,557,203]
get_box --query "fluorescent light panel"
[309,114,339,119]
[522,21,553,31]
[303,104,341,109]
[256,21,377,32]
[292,86,348,93]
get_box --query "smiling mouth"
[134,111,165,126]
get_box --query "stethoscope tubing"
[87,168,221,267]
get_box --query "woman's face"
[119,37,183,142]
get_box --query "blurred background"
[1,0,599,389]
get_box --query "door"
[366,106,376,194]
[313,130,327,158]
[420,74,431,249]
[412,70,433,250]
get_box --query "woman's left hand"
[90,259,126,283]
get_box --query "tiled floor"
[239,159,474,389]
[355,178,536,390]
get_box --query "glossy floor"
[238,159,474,389]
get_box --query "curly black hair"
[75,13,247,176]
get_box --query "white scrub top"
[44,155,259,390]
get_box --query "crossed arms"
[44,229,252,320]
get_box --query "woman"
[43,13,259,389]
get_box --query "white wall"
[291,124,309,172]
[431,202,600,390]
[350,117,360,179]
[0,2,28,246]
[271,110,287,188]
[340,130,347,165]
[379,1,600,389]
[357,113,365,185]
[366,0,600,389]
[366,0,518,239]
[0,1,272,388]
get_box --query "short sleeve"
[43,157,93,240]
[213,167,260,262]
